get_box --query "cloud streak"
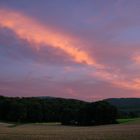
[0,8,102,68]
[0,7,140,96]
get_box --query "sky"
[0,0,140,101]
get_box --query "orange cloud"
[1,8,140,91]
[92,70,140,90]
[0,8,102,68]
[132,55,140,64]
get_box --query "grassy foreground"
[118,117,140,124]
[0,119,140,140]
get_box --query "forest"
[0,96,118,126]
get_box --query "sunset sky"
[0,0,140,101]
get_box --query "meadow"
[0,118,140,140]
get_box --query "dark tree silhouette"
[0,96,118,126]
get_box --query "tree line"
[0,96,118,126]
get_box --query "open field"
[0,119,140,140]
[118,117,140,124]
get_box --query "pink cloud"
[0,7,140,100]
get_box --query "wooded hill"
[0,96,139,125]
[0,96,117,126]
[105,98,140,118]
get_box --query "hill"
[0,95,140,120]
[105,98,140,118]
[0,96,117,125]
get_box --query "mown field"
[0,118,140,140]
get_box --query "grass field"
[0,119,140,140]
[117,117,140,124]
